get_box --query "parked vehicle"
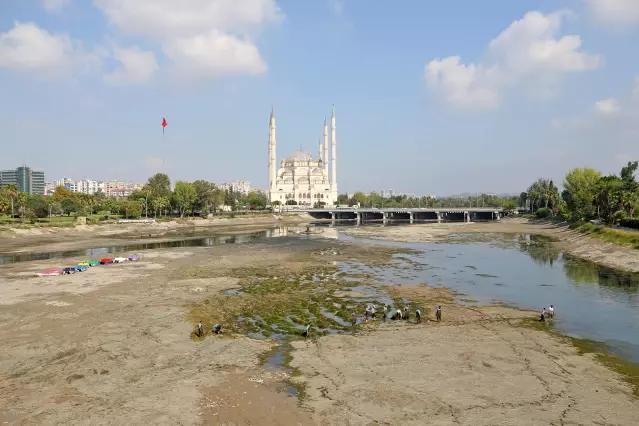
[87,260,100,266]
[113,257,128,263]
[62,267,76,274]
[99,258,114,264]
[78,261,89,267]
[36,268,63,277]
[128,255,141,261]
[75,265,89,272]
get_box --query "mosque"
[268,106,338,207]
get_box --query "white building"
[268,106,338,207]
[76,179,101,195]
[232,180,251,195]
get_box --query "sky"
[1,0,639,196]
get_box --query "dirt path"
[343,218,639,272]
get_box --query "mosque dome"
[287,150,315,162]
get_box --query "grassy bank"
[571,222,639,249]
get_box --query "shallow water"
[342,233,639,364]
[0,227,307,264]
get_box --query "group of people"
[196,320,222,337]
[539,305,555,322]
[361,303,442,323]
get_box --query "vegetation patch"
[572,222,639,249]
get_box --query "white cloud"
[595,98,620,115]
[104,46,158,85]
[93,0,282,79]
[424,11,602,110]
[0,21,99,76]
[43,0,72,12]
[425,57,499,109]
[163,30,266,77]
[586,0,639,26]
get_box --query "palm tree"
[5,183,18,218]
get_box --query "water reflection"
[344,233,639,363]
[516,234,639,290]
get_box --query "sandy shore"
[344,218,639,272]
[1,228,638,425]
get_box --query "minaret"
[323,118,329,182]
[269,107,277,197]
[330,105,337,198]
[318,138,322,162]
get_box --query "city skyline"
[1,1,638,194]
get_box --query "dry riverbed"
[1,227,638,425]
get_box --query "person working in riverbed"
[213,324,221,334]
[548,305,555,318]
[435,306,442,322]
[540,308,546,322]
[197,320,203,337]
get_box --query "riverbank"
[1,234,638,425]
[0,214,315,254]
[343,218,639,272]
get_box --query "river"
[1,224,638,364]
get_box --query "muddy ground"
[1,222,638,425]
[344,218,639,272]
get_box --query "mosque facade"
[268,106,338,207]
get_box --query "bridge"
[289,207,504,223]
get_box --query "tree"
[52,186,74,201]
[124,200,142,218]
[563,167,601,221]
[192,180,216,214]
[144,173,171,199]
[595,175,623,224]
[61,198,78,216]
[212,187,225,212]
[285,199,298,205]
[246,191,268,209]
[4,183,18,217]
[172,181,196,218]
[337,194,349,205]
[151,196,170,217]
[16,193,28,223]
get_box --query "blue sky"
[1,0,638,195]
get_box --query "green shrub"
[535,207,551,218]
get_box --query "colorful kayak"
[37,268,63,277]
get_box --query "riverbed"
[1,222,638,425]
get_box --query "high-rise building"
[0,165,45,195]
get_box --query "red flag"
[161,117,167,135]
